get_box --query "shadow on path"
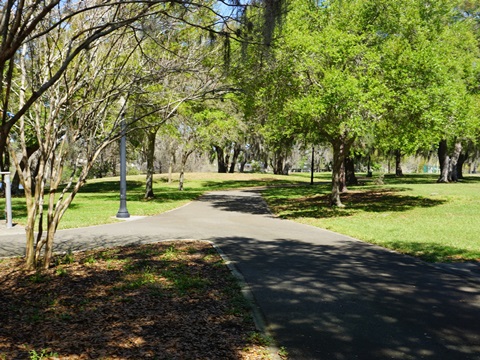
[200,190,272,215]
[213,236,480,360]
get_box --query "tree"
[4,0,247,269]
[373,0,479,181]
[165,102,216,190]
[131,7,230,198]
[9,12,146,269]
[1,0,247,171]
[238,0,479,205]
[278,0,388,206]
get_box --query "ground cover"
[262,173,480,263]
[0,241,278,359]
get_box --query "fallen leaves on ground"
[0,241,273,359]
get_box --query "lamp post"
[116,97,130,219]
[0,171,12,228]
[310,146,315,186]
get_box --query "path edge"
[209,241,283,360]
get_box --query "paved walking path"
[2,189,480,359]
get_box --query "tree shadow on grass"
[382,174,440,185]
[201,178,306,191]
[381,174,480,185]
[79,180,144,193]
[265,186,446,219]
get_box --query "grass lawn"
[263,173,480,263]
[5,172,309,230]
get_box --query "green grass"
[4,172,308,229]
[4,171,480,263]
[263,173,480,263]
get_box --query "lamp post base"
[116,209,130,219]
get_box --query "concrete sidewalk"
[2,190,480,359]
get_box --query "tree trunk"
[310,146,315,185]
[228,145,241,173]
[42,222,57,270]
[178,151,192,191]
[274,157,282,175]
[339,157,347,193]
[457,151,468,179]
[437,139,449,183]
[331,136,354,207]
[215,146,228,173]
[239,160,247,173]
[395,150,403,177]
[367,155,373,177]
[273,151,286,175]
[168,150,175,184]
[11,144,40,195]
[345,156,358,186]
[144,128,157,199]
[448,141,462,182]
[24,209,37,270]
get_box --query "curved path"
[2,189,480,359]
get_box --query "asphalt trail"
[2,189,480,359]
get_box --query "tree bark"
[310,146,315,185]
[339,157,347,193]
[24,209,37,270]
[395,150,403,177]
[144,128,157,199]
[345,156,358,187]
[275,157,283,175]
[457,151,468,179]
[239,159,247,172]
[273,151,287,175]
[178,150,193,191]
[11,144,39,194]
[228,145,241,173]
[366,155,373,177]
[437,139,449,183]
[331,136,354,207]
[448,141,462,182]
[215,146,227,173]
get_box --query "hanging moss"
[263,0,286,46]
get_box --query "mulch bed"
[0,241,272,359]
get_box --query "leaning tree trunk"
[437,139,449,183]
[448,141,462,182]
[178,150,193,191]
[395,150,404,177]
[228,145,241,173]
[144,128,157,199]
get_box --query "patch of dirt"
[0,241,273,359]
